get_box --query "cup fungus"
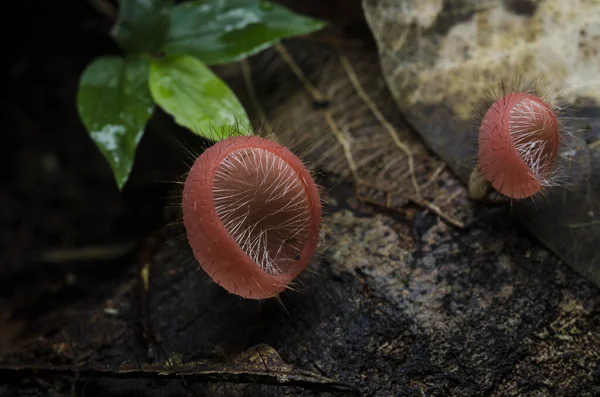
[181,135,322,299]
[478,92,560,199]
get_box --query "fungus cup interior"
[478,92,560,199]
[182,136,322,299]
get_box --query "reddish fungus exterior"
[478,92,560,199]
[182,136,321,299]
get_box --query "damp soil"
[1,1,600,396]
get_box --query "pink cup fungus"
[181,135,322,299]
[478,92,560,199]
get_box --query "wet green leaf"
[162,0,327,65]
[77,56,154,190]
[111,0,174,53]
[149,55,250,140]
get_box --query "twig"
[0,364,358,396]
[568,220,600,228]
[421,163,446,190]
[240,59,274,132]
[338,53,422,202]
[274,43,328,103]
[136,237,158,363]
[421,201,464,228]
[29,243,136,263]
[356,181,465,228]
[323,112,361,182]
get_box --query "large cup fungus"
[182,136,322,299]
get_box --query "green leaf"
[77,56,154,190]
[162,0,327,65]
[149,55,250,141]
[111,0,174,53]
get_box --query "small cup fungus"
[478,92,560,199]
[182,136,322,299]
